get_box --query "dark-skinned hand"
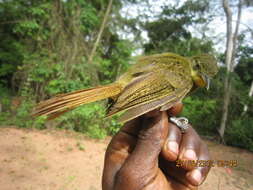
[102,103,211,190]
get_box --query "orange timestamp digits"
[176,159,238,167]
[216,160,238,167]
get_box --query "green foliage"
[0,85,11,107]
[79,2,100,33]
[50,102,121,138]
[14,20,40,36]
[226,118,253,151]
[106,116,122,135]
[143,0,214,55]
[182,97,218,135]
[235,44,253,86]
[0,99,34,128]
[98,39,133,83]
[0,0,129,138]
[33,116,47,130]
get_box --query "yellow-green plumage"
[33,52,218,123]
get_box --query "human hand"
[102,103,211,190]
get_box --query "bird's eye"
[194,64,201,70]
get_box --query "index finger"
[167,102,184,116]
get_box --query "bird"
[32,52,218,123]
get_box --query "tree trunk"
[88,0,114,85]
[218,0,233,139]
[231,0,242,72]
[219,75,231,140]
[218,0,242,140]
[242,80,253,114]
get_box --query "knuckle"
[117,166,132,179]
[116,165,155,189]
[138,126,163,146]
[116,166,140,186]
[168,123,182,138]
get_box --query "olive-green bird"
[33,52,218,123]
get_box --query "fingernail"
[183,149,197,160]
[167,141,179,155]
[191,169,202,184]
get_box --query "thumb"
[117,112,169,185]
[133,111,169,164]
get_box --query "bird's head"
[189,54,218,89]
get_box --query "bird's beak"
[202,74,210,90]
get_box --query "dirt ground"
[0,127,252,190]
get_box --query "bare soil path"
[0,127,252,190]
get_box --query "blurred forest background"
[0,0,252,151]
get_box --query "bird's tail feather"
[32,83,121,120]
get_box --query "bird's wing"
[107,68,192,122]
[117,88,189,123]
